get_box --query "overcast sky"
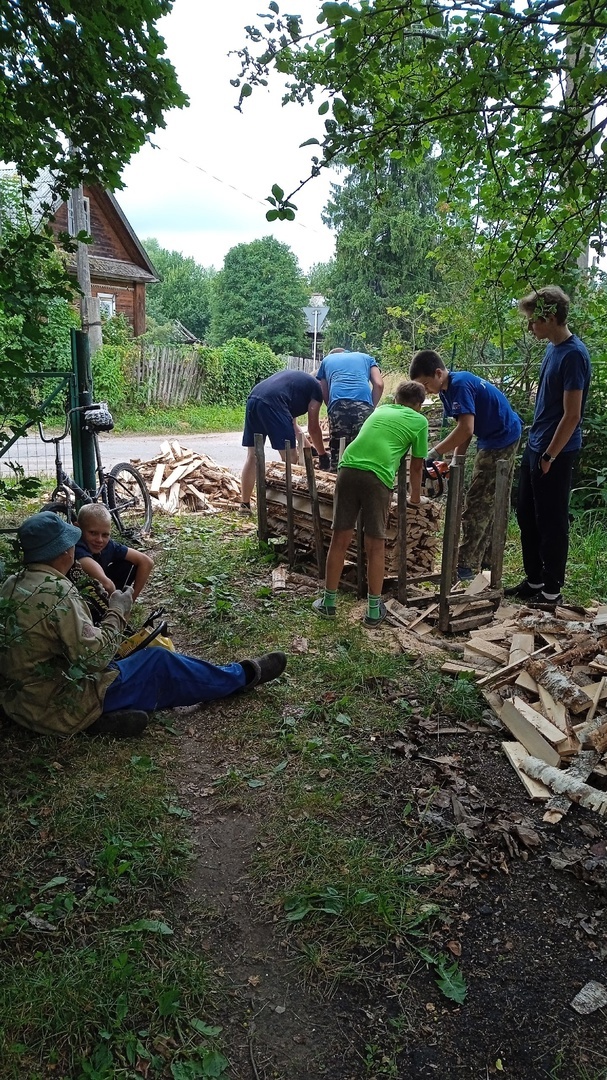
[118,0,336,275]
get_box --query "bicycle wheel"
[107,462,152,539]
[43,488,78,523]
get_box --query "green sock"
[367,593,381,620]
[323,589,337,609]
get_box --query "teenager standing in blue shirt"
[507,286,591,608]
[410,350,522,580]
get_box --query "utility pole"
[69,184,103,355]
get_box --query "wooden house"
[51,186,158,336]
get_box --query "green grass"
[2,503,606,1075]
[0,733,228,1080]
[113,404,245,435]
[502,510,607,605]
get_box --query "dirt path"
[174,717,351,1079]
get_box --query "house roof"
[101,190,158,281]
[66,254,157,284]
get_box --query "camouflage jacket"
[0,564,123,734]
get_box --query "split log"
[500,699,561,767]
[521,755,607,816]
[542,750,599,823]
[502,741,551,801]
[525,660,594,714]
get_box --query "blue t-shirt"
[316,351,378,407]
[248,369,323,417]
[439,371,522,451]
[75,537,128,571]
[528,334,591,453]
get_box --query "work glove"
[108,585,134,620]
[318,453,331,471]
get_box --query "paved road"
[0,429,286,480]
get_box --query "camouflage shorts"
[328,400,374,468]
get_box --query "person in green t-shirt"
[312,380,429,627]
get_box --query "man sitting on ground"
[0,512,286,737]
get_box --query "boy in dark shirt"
[508,286,591,608]
[240,369,329,510]
[410,350,522,580]
[75,503,153,601]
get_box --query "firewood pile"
[439,597,607,821]
[133,440,241,515]
[264,462,442,575]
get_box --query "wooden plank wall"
[133,345,205,406]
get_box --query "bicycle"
[39,402,152,540]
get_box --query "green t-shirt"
[339,403,429,489]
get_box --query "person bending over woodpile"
[315,347,384,469]
[312,380,428,627]
[240,369,330,512]
[0,512,287,737]
[410,349,522,583]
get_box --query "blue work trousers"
[102,648,247,713]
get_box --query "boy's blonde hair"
[77,503,112,528]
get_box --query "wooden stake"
[254,433,268,544]
[356,510,365,599]
[397,456,407,604]
[490,458,511,590]
[303,446,326,577]
[284,440,295,568]
[439,459,465,632]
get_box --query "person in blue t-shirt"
[240,369,329,511]
[505,286,592,608]
[316,348,384,469]
[410,350,522,580]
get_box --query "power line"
[147,139,329,238]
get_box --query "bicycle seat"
[84,404,114,432]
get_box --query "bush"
[198,337,283,406]
[92,343,137,409]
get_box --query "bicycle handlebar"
[37,403,105,443]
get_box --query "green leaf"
[271,183,284,201]
[240,84,252,98]
[247,778,265,788]
[190,1019,223,1037]
[117,919,174,935]
[435,954,467,1003]
[266,209,279,221]
[37,876,68,893]
[318,101,330,115]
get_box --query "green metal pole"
[71,328,96,495]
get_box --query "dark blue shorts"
[242,396,295,451]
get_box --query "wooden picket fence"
[285,354,316,374]
[132,345,205,406]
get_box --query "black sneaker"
[86,710,149,737]
[241,651,287,688]
[503,580,545,600]
[526,592,563,611]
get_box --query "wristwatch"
[541,452,554,463]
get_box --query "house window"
[97,293,116,318]
[67,195,91,235]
